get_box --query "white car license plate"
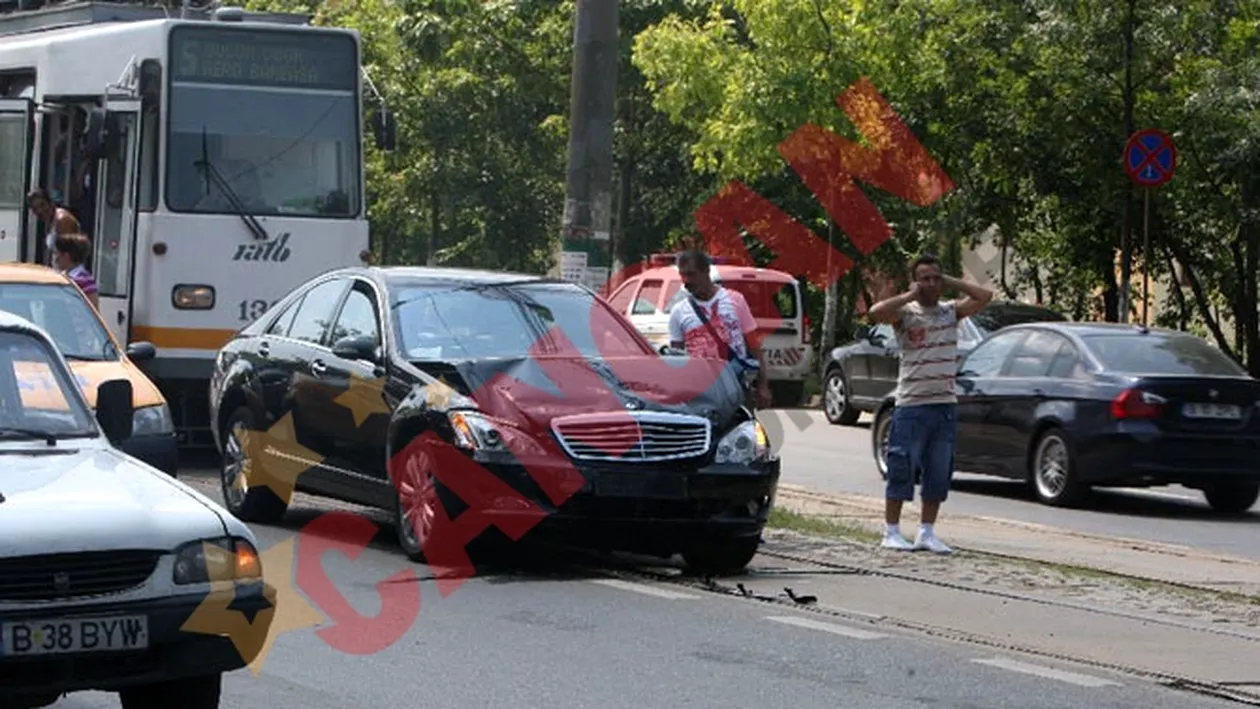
[1,615,148,656]
[1182,402,1242,420]
[766,348,797,366]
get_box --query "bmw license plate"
[1,615,148,656]
[1182,402,1242,420]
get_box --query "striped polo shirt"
[893,299,959,406]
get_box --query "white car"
[604,256,814,407]
[0,312,275,709]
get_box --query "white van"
[604,255,812,407]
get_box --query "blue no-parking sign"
[1124,129,1177,187]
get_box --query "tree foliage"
[244,0,1260,370]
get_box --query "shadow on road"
[246,499,695,586]
[950,477,1260,522]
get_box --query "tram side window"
[137,103,159,212]
[138,59,160,212]
[0,113,25,210]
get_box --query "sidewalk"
[737,547,1260,690]
[772,484,1260,597]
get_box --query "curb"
[771,485,1260,596]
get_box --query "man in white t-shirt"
[866,253,994,555]
[667,250,772,409]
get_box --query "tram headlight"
[172,284,215,310]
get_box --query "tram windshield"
[165,25,361,218]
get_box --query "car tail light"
[803,315,812,344]
[1110,388,1166,419]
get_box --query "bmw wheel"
[872,405,892,480]
[1031,427,1087,507]
[1203,482,1260,515]
[823,368,860,425]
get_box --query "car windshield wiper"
[194,125,269,242]
[63,353,108,362]
[455,277,568,291]
[0,427,58,445]
[391,279,575,311]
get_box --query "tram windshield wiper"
[194,125,269,242]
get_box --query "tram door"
[92,98,141,344]
[0,99,34,264]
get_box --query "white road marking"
[971,657,1122,687]
[765,615,887,640]
[589,579,699,600]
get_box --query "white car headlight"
[133,404,174,436]
[714,419,770,465]
[173,536,262,585]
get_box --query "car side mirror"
[125,341,156,362]
[372,109,397,152]
[332,335,380,363]
[96,378,134,444]
[853,325,871,341]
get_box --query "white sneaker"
[880,531,915,551]
[914,529,953,554]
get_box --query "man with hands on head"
[865,254,994,554]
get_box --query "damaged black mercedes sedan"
[209,266,781,574]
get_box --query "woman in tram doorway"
[52,233,99,310]
[26,188,82,267]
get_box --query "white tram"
[0,0,395,445]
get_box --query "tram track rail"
[571,544,1260,707]
[182,472,1260,705]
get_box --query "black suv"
[821,301,1066,425]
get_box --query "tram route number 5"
[238,299,279,322]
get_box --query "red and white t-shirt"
[667,287,757,361]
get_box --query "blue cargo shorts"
[885,403,956,503]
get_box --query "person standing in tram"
[51,233,99,310]
[26,188,82,267]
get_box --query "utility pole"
[1118,0,1136,323]
[553,0,619,293]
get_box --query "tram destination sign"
[170,26,358,91]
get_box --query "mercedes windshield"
[392,281,654,361]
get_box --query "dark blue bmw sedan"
[872,322,1260,513]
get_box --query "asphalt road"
[761,408,1260,561]
[50,479,1245,709]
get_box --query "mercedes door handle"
[310,359,327,376]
